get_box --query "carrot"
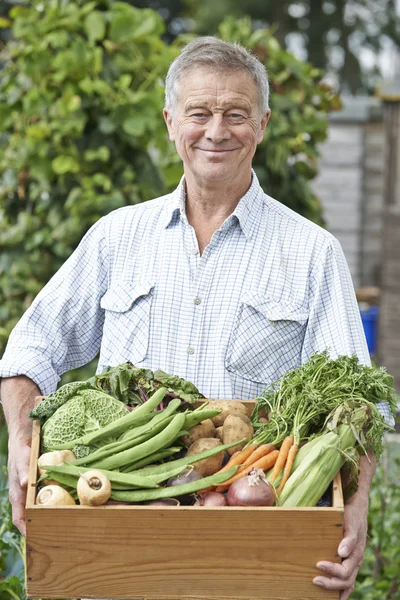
[215,444,258,476]
[276,442,299,494]
[215,449,279,492]
[269,435,294,483]
[237,443,275,473]
[199,446,258,493]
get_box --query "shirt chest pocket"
[225,292,309,384]
[100,280,155,366]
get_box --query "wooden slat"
[26,504,342,599]
[332,473,344,509]
[26,419,41,508]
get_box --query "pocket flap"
[100,281,155,313]
[241,292,309,324]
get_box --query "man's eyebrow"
[184,101,251,112]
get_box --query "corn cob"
[279,425,356,507]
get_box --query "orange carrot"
[237,443,275,473]
[269,435,294,483]
[277,442,299,494]
[215,449,279,493]
[200,446,258,492]
[215,444,258,476]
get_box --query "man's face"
[163,68,270,185]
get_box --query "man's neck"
[183,171,252,253]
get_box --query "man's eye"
[190,113,206,118]
[229,113,245,119]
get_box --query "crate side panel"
[26,420,41,508]
[26,506,343,600]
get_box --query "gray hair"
[165,36,270,118]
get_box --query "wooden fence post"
[378,74,400,392]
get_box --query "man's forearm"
[346,449,376,508]
[1,376,40,442]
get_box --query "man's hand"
[7,435,32,536]
[313,452,376,599]
[1,375,41,537]
[313,499,368,599]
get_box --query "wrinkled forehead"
[174,66,259,110]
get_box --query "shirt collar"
[162,169,264,240]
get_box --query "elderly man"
[0,36,390,599]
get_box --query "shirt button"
[190,247,198,255]
[187,347,195,355]
[194,297,202,305]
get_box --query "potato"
[207,400,248,427]
[183,419,216,446]
[222,414,254,456]
[234,414,253,427]
[186,438,224,477]
[215,426,224,442]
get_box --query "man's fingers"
[317,551,363,581]
[8,444,31,537]
[11,502,27,537]
[339,586,355,600]
[339,532,358,558]
[313,575,354,591]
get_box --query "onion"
[227,468,276,506]
[166,467,202,487]
[194,492,227,507]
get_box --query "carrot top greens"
[251,351,397,459]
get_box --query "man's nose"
[205,115,231,143]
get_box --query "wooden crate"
[26,401,344,600]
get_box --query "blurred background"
[0,1,399,598]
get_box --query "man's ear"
[257,109,271,144]
[163,108,175,142]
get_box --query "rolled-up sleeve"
[0,218,109,395]
[303,237,395,428]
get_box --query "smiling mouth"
[198,148,238,153]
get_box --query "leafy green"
[28,381,93,422]
[251,351,397,459]
[89,362,204,406]
[40,389,129,452]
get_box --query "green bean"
[118,398,182,442]
[110,466,238,502]
[131,438,245,477]
[92,412,186,471]
[38,471,77,489]
[53,387,168,450]
[120,447,182,472]
[72,414,176,467]
[184,409,221,430]
[40,463,159,489]
[39,469,139,491]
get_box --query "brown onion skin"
[195,492,227,507]
[227,476,276,507]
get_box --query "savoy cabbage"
[41,389,129,452]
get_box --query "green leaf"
[109,11,137,43]
[0,17,11,29]
[52,156,80,175]
[84,11,106,45]
[122,116,146,136]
